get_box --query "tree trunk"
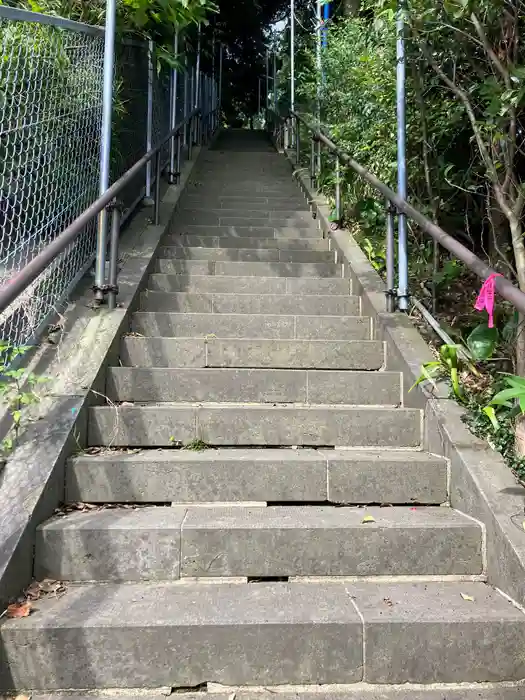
[515,414,525,457]
[510,217,525,376]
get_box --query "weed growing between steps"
[0,342,47,460]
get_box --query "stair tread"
[38,505,476,532]
[3,580,520,628]
[69,447,446,465]
[26,688,525,700]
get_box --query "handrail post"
[295,118,300,164]
[94,0,117,304]
[107,200,122,311]
[386,200,396,312]
[335,156,341,223]
[145,40,154,199]
[176,131,182,184]
[153,152,162,226]
[310,136,316,187]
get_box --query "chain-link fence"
[0,6,218,353]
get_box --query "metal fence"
[0,6,217,352]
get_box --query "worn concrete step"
[88,403,422,447]
[106,368,401,405]
[177,211,314,229]
[147,274,350,295]
[120,337,384,370]
[163,234,329,250]
[157,246,335,264]
[155,260,342,278]
[66,448,448,505]
[182,196,310,211]
[35,505,481,582]
[139,292,359,316]
[28,686,525,700]
[172,224,323,239]
[131,312,372,340]
[2,581,524,689]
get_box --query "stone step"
[27,686,525,700]
[106,368,401,405]
[163,235,329,250]
[155,260,342,278]
[139,292,359,316]
[87,403,422,447]
[177,212,314,229]
[2,581,524,689]
[120,337,384,370]
[172,224,323,239]
[182,196,310,211]
[66,448,448,505]
[35,505,481,582]
[147,274,350,295]
[156,246,335,264]
[131,312,372,340]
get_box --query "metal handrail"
[286,109,525,316]
[0,108,204,315]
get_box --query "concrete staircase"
[2,130,525,698]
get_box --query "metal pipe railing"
[0,109,206,317]
[288,109,525,315]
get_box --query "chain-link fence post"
[94,0,117,304]
[168,30,179,185]
[145,40,154,202]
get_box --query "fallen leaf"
[6,601,32,618]
[15,694,31,700]
[522,520,525,531]
[460,593,475,602]
[362,514,376,524]
[383,597,393,607]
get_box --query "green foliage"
[466,323,499,361]
[0,343,46,457]
[410,343,464,401]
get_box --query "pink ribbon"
[474,273,502,328]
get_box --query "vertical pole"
[212,32,216,130]
[290,0,295,112]
[322,0,329,48]
[396,1,408,310]
[273,50,277,114]
[219,43,223,119]
[154,152,162,226]
[183,39,189,147]
[107,203,120,311]
[386,201,396,312]
[145,40,154,198]
[265,49,269,116]
[95,0,117,302]
[195,24,201,143]
[335,156,341,221]
[169,30,179,185]
[258,78,261,115]
[315,0,322,178]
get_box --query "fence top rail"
[0,5,104,37]
[0,108,203,316]
[288,109,525,316]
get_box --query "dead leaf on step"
[14,694,31,700]
[25,579,66,601]
[460,593,475,602]
[6,601,32,618]
[383,597,393,607]
[362,514,376,524]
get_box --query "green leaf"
[466,324,498,360]
[482,406,499,430]
[489,387,525,405]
